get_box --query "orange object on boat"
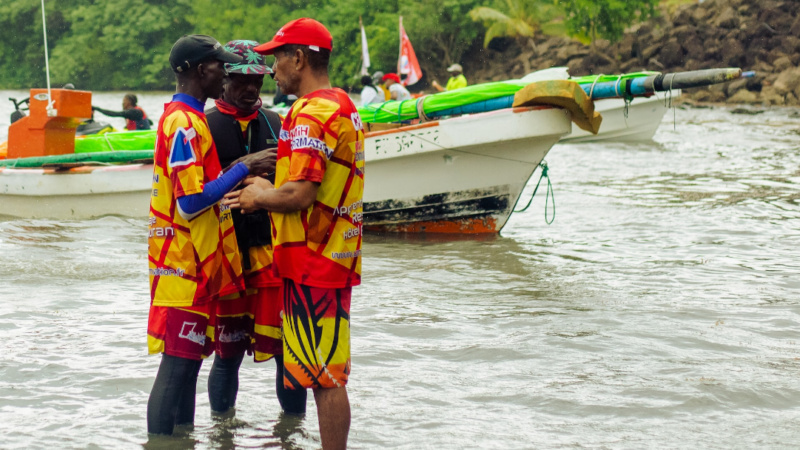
[7,89,92,159]
[0,141,7,160]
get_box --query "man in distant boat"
[204,39,307,416]
[382,73,412,101]
[145,34,274,436]
[223,18,364,450]
[92,94,152,130]
[359,75,384,106]
[432,63,468,92]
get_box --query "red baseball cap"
[254,18,333,55]
[382,73,401,83]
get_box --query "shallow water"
[1,94,800,449]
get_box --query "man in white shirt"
[382,73,412,101]
[360,75,384,106]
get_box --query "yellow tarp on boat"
[512,80,602,135]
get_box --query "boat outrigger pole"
[585,68,746,100]
[427,68,750,119]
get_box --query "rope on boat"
[513,161,555,224]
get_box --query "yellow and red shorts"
[281,278,351,390]
[148,286,283,361]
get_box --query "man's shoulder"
[161,106,209,139]
[295,93,347,122]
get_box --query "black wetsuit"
[205,105,307,415]
[92,106,151,130]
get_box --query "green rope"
[513,161,555,224]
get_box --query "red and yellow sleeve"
[162,111,205,198]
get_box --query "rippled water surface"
[2,94,800,449]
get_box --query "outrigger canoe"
[0,69,747,233]
[0,105,572,232]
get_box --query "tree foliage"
[469,0,563,49]
[0,0,483,90]
[559,0,658,45]
[0,0,657,90]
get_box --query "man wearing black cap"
[145,34,275,436]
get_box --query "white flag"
[360,18,371,76]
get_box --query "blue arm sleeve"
[176,162,249,219]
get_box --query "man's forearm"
[254,188,305,213]
[253,182,317,213]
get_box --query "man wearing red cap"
[381,73,412,101]
[224,18,363,450]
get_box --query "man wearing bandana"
[205,40,307,415]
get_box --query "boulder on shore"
[463,0,800,105]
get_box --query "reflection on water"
[2,102,800,449]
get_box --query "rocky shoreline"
[464,0,799,106]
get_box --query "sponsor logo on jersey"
[331,250,362,259]
[178,321,206,345]
[290,125,310,139]
[168,127,197,168]
[149,226,175,237]
[218,325,247,343]
[334,200,362,217]
[351,113,363,132]
[291,136,334,159]
[149,267,185,277]
[343,225,361,240]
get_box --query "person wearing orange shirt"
[224,19,363,450]
[145,35,274,436]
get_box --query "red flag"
[398,17,422,86]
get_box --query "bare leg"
[312,387,350,450]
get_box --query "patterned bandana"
[223,40,272,75]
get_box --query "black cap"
[169,35,244,73]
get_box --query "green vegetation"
[0,0,659,91]
[469,0,563,49]
[470,0,659,49]
[560,0,659,45]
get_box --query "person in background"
[92,94,152,130]
[145,34,273,436]
[382,73,412,101]
[224,18,364,450]
[359,75,384,106]
[372,71,391,101]
[204,39,307,416]
[432,63,468,92]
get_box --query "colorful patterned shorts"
[148,286,283,361]
[281,278,351,389]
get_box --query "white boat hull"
[561,91,680,143]
[0,165,152,219]
[363,107,570,233]
[0,106,571,233]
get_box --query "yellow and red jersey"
[244,244,281,288]
[149,93,244,307]
[270,88,364,288]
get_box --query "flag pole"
[359,16,364,68]
[397,16,403,75]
